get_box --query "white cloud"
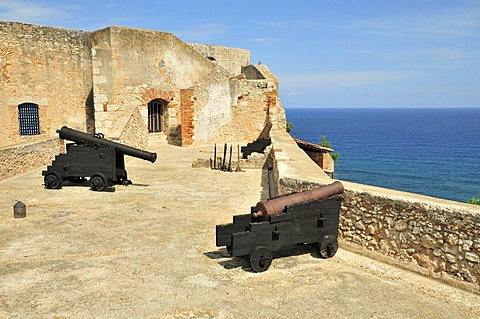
[249,37,282,45]
[249,19,286,30]
[0,0,73,23]
[249,18,322,31]
[174,24,230,42]
[278,70,425,89]
[344,6,480,39]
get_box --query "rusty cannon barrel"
[56,126,157,163]
[257,122,272,139]
[253,181,344,219]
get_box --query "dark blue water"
[286,108,480,203]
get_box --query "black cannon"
[241,122,272,159]
[42,126,157,192]
[216,181,343,272]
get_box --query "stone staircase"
[147,132,168,147]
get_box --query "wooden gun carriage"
[42,126,157,192]
[241,122,272,159]
[216,181,344,272]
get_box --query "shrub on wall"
[466,194,480,205]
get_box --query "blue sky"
[1,0,480,108]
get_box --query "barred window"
[18,103,40,135]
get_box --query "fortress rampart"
[270,129,480,292]
[1,21,284,179]
[1,20,478,292]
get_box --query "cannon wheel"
[90,174,107,191]
[44,171,63,189]
[249,246,272,272]
[318,235,339,258]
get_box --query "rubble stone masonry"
[270,130,480,291]
[0,138,64,180]
[340,189,480,285]
[0,22,93,147]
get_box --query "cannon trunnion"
[42,126,157,192]
[216,182,344,272]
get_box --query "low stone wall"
[270,129,480,292]
[0,108,148,180]
[0,138,63,180]
[340,188,479,285]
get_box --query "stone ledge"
[270,129,480,292]
[0,138,64,180]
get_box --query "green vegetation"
[286,122,294,133]
[330,153,340,162]
[319,135,332,148]
[319,135,340,162]
[466,194,480,205]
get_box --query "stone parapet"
[270,129,480,292]
[0,138,64,180]
[188,43,250,77]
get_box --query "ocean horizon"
[285,107,480,203]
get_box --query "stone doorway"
[147,99,165,133]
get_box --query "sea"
[285,107,480,203]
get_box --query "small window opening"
[18,103,40,135]
[148,100,164,133]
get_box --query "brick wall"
[180,89,195,146]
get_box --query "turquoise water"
[285,108,480,203]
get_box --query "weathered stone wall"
[0,22,93,147]
[340,189,480,285]
[188,43,250,77]
[0,138,63,180]
[1,21,285,175]
[243,64,266,79]
[90,27,223,141]
[301,150,334,175]
[118,107,148,150]
[270,129,480,291]
[181,64,285,145]
[215,79,272,141]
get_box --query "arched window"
[18,102,40,135]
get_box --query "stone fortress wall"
[1,21,478,292]
[270,129,480,292]
[0,22,93,145]
[0,22,93,180]
[0,21,284,179]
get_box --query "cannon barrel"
[56,126,157,163]
[257,122,272,139]
[253,181,344,219]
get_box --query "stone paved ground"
[0,138,479,318]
